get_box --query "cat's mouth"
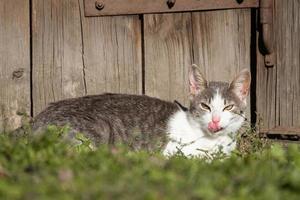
[208,127,224,135]
[207,123,224,133]
[213,128,224,134]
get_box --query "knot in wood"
[12,68,24,80]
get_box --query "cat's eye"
[223,104,234,111]
[200,103,211,112]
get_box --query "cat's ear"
[189,64,207,96]
[229,69,251,102]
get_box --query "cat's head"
[188,64,251,137]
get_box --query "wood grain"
[275,0,300,127]
[257,0,300,131]
[32,0,86,115]
[144,13,193,106]
[192,9,252,118]
[84,0,259,17]
[80,0,142,96]
[4,0,298,134]
[0,0,30,131]
[32,0,142,115]
[144,10,252,115]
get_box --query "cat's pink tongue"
[208,122,221,133]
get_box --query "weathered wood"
[275,0,300,128]
[257,0,300,131]
[144,13,193,106]
[80,0,142,95]
[256,36,277,129]
[0,0,30,131]
[144,10,252,113]
[192,9,252,118]
[32,0,86,115]
[32,0,142,115]
[260,127,300,136]
[84,0,259,17]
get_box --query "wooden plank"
[0,0,30,131]
[260,127,300,136]
[32,0,87,115]
[192,9,252,119]
[80,0,142,95]
[144,13,193,106]
[32,0,142,115]
[256,28,277,129]
[256,0,300,131]
[275,0,300,128]
[256,53,277,129]
[84,0,259,17]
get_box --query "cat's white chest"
[163,110,236,157]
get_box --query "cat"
[32,65,251,157]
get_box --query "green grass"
[0,126,300,199]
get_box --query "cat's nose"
[212,115,221,124]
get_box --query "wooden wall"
[32,0,142,115]
[257,0,300,131]
[0,0,252,131]
[0,0,30,131]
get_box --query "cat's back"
[32,94,179,146]
[35,93,178,118]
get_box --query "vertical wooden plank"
[32,0,142,115]
[144,13,193,106]
[192,10,252,118]
[275,0,300,127]
[0,0,30,131]
[256,50,277,129]
[257,0,300,130]
[80,1,142,95]
[290,0,300,127]
[32,0,86,115]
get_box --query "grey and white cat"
[32,65,251,157]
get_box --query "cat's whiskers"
[232,110,248,121]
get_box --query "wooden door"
[257,0,300,137]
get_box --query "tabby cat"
[32,65,251,157]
